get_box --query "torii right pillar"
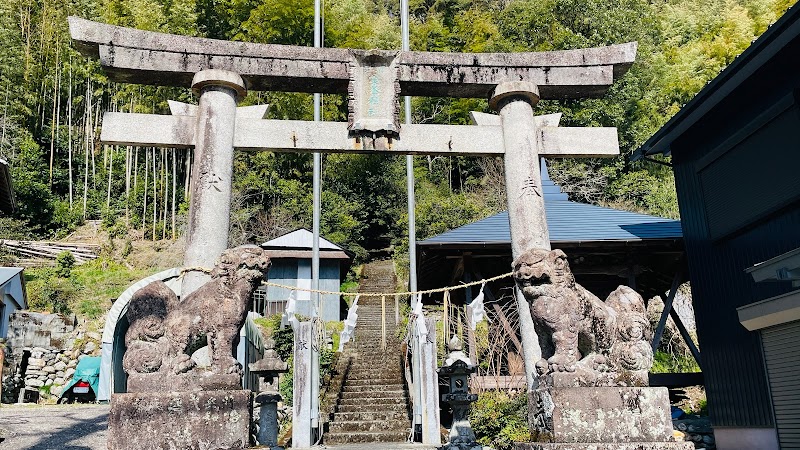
[492,82,693,450]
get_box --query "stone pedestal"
[255,392,283,449]
[523,387,693,450]
[108,390,251,450]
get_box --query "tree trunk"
[162,147,168,240]
[49,50,59,186]
[125,146,131,226]
[82,77,91,218]
[184,150,191,197]
[1,81,10,158]
[172,149,177,240]
[152,147,157,241]
[67,68,73,208]
[107,146,113,210]
[143,149,149,232]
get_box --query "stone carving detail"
[122,245,270,390]
[513,248,653,386]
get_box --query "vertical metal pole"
[312,0,322,315]
[309,0,323,443]
[401,0,417,293]
[401,3,424,440]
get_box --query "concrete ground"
[0,404,442,450]
[0,404,108,450]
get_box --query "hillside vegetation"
[0,0,796,268]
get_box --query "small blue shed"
[257,229,354,322]
[0,268,27,339]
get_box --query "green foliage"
[255,314,295,361]
[470,391,531,450]
[651,350,701,373]
[55,251,75,278]
[25,257,158,320]
[26,269,77,315]
[0,217,34,240]
[0,0,796,273]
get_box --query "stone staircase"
[324,260,411,445]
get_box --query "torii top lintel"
[68,17,636,100]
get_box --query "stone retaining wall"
[1,311,100,403]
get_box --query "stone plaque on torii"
[69,16,636,448]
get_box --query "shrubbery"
[470,391,531,450]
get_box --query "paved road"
[0,404,108,450]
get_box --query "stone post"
[491,81,546,391]
[182,70,246,296]
[292,322,315,448]
[420,316,441,445]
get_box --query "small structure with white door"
[255,228,354,322]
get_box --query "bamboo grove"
[0,0,796,259]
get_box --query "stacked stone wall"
[1,311,100,403]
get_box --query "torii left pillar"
[182,70,245,296]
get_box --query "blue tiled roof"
[420,163,682,245]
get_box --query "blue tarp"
[60,356,101,398]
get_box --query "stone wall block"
[27,358,46,368]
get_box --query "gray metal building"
[0,267,26,339]
[634,4,800,448]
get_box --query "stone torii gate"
[69,16,635,447]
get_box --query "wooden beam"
[652,269,684,352]
[669,308,702,368]
[492,303,523,356]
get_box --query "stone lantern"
[249,339,289,449]
[438,336,480,450]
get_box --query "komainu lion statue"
[123,245,270,385]
[513,248,653,385]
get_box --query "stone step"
[342,378,403,386]
[328,420,408,433]
[339,390,407,400]
[332,411,409,422]
[338,396,407,406]
[341,384,405,392]
[341,374,403,382]
[334,402,408,414]
[324,431,409,445]
[338,362,403,370]
[341,372,403,380]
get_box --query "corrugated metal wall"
[762,321,800,448]
[672,128,800,427]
